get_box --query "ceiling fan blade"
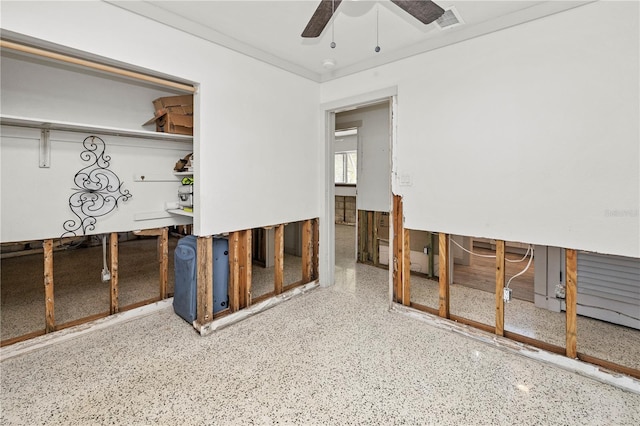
[391,0,445,25]
[301,0,343,38]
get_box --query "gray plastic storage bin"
[173,235,229,323]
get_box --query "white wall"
[1,127,192,241]
[1,0,320,238]
[321,1,639,258]
[0,52,182,129]
[336,103,390,212]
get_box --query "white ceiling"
[108,1,590,82]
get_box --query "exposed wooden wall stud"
[241,229,252,308]
[372,212,380,266]
[229,232,241,312]
[495,240,505,336]
[159,227,169,299]
[196,236,213,323]
[566,248,578,358]
[302,219,313,283]
[402,228,411,306]
[312,218,320,280]
[43,239,55,333]
[438,233,450,319]
[358,210,367,262]
[110,232,119,314]
[275,225,284,295]
[392,195,403,303]
[367,211,374,263]
[237,232,245,308]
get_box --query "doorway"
[326,96,395,280]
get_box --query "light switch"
[399,173,412,186]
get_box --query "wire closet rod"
[0,39,196,94]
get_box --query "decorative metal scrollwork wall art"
[61,136,132,239]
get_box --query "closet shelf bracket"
[39,128,50,168]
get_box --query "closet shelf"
[0,114,193,143]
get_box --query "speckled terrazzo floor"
[252,254,304,299]
[410,272,640,370]
[1,226,640,425]
[1,237,178,341]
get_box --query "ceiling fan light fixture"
[302,0,444,38]
[322,58,336,69]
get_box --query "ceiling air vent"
[435,7,464,29]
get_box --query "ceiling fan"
[302,0,445,38]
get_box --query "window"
[334,128,358,185]
[335,151,357,184]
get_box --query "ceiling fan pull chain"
[375,4,381,53]
[330,0,336,48]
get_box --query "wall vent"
[436,7,464,29]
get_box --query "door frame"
[319,86,398,303]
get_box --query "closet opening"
[1,37,195,346]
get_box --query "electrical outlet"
[503,288,512,303]
[423,246,429,255]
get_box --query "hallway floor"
[1,225,639,425]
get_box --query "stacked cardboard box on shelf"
[143,94,193,135]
